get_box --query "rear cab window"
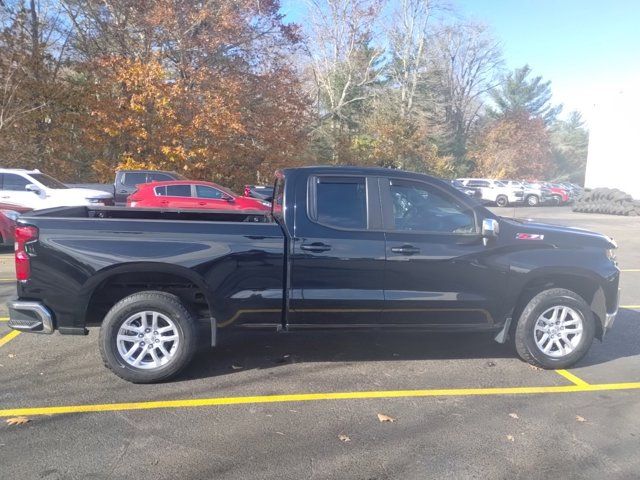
[165,185,192,197]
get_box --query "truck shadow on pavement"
[179,308,639,382]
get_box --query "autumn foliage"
[471,112,554,179]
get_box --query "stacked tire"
[573,188,639,216]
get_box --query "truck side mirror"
[25,184,42,195]
[482,218,499,245]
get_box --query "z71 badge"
[516,233,545,240]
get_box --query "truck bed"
[25,205,271,223]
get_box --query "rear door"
[160,184,194,209]
[381,177,506,328]
[287,175,386,328]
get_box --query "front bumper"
[604,289,620,330]
[7,300,54,334]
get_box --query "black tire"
[514,288,595,369]
[495,195,509,207]
[551,195,562,206]
[525,195,539,207]
[99,291,198,383]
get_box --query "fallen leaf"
[506,435,514,442]
[274,354,291,364]
[338,434,351,442]
[486,361,496,367]
[6,417,29,426]
[576,415,586,422]
[377,413,395,423]
[230,364,243,370]
[7,354,15,358]
[509,413,519,419]
[529,365,543,371]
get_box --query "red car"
[0,210,21,247]
[127,181,271,211]
[544,183,571,205]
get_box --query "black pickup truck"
[8,167,620,382]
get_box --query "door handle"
[391,244,420,255]
[119,190,128,194]
[300,242,331,252]
[198,202,207,206]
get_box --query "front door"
[288,175,386,328]
[381,177,506,328]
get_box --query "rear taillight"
[15,225,38,281]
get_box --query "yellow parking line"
[0,278,14,282]
[1,382,640,418]
[621,305,640,309]
[0,330,20,348]
[555,369,590,386]
[621,269,640,272]
[0,317,8,322]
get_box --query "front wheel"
[526,195,539,207]
[514,288,595,369]
[99,291,197,383]
[495,195,509,207]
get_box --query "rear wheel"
[526,195,539,207]
[495,195,509,207]
[514,288,595,369]
[99,291,197,383]
[552,195,562,205]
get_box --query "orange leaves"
[471,112,554,180]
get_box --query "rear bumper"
[7,300,54,334]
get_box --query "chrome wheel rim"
[533,305,583,358]
[116,311,180,370]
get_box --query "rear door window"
[312,176,367,230]
[165,185,192,197]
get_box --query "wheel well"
[85,272,211,326]
[510,274,603,338]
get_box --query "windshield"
[30,173,69,189]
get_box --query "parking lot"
[0,206,638,479]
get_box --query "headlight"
[259,200,271,207]
[87,198,105,204]
[606,249,617,263]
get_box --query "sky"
[280,0,640,125]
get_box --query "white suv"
[457,178,524,207]
[0,169,113,211]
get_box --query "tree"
[303,0,385,164]
[73,0,309,189]
[426,22,503,171]
[488,64,562,124]
[550,111,589,184]
[471,111,553,179]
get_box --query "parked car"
[243,185,274,201]
[8,166,619,383]
[0,169,113,211]
[114,170,187,205]
[0,210,20,246]
[127,180,271,211]
[450,180,479,198]
[529,182,570,205]
[457,178,524,207]
[502,180,553,207]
